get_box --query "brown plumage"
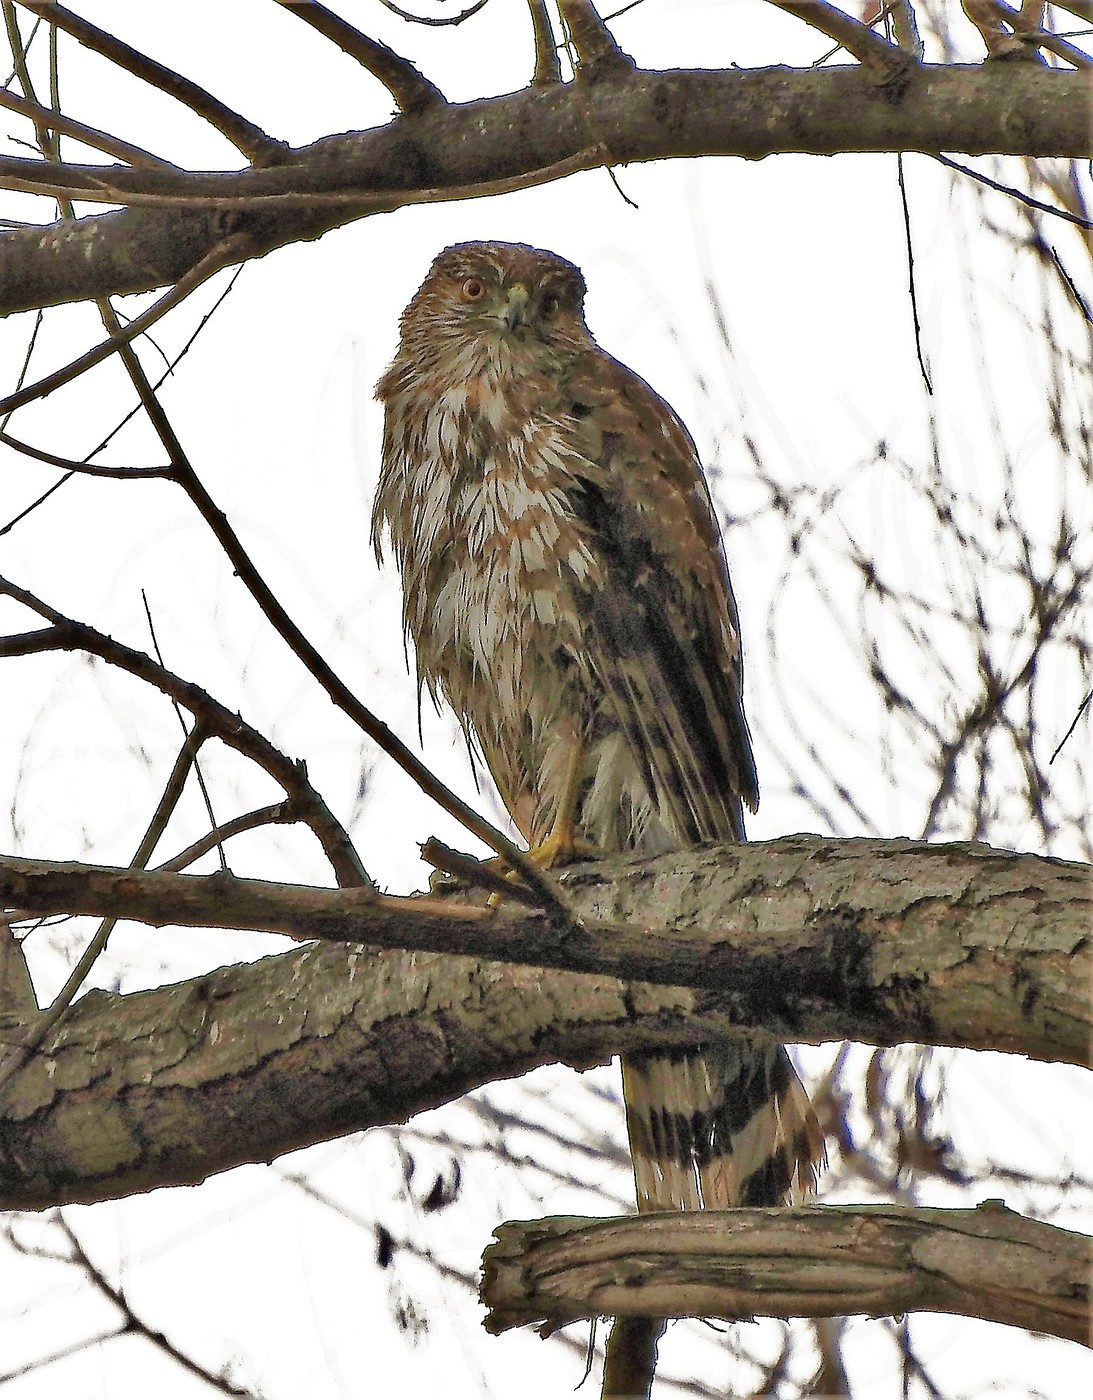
[373,240,823,1214]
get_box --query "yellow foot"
[486,830,599,906]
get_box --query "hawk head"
[388,241,592,375]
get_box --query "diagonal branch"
[0,725,208,1093]
[557,0,633,74]
[0,235,252,418]
[15,0,283,160]
[271,0,444,111]
[54,1215,259,1398]
[0,85,170,167]
[767,1,916,76]
[10,2,276,160]
[0,576,370,889]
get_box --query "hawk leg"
[488,737,596,905]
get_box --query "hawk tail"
[622,1043,824,1212]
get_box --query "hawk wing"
[562,348,758,847]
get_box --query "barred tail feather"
[622,1044,824,1213]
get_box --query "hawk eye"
[461,277,486,302]
[541,293,559,316]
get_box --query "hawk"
[373,240,823,1214]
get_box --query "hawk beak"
[500,284,531,331]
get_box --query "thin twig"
[896,152,933,393]
[272,0,444,111]
[15,0,283,160]
[0,84,171,167]
[155,802,301,873]
[142,590,227,873]
[0,576,370,888]
[54,1215,260,1399]
[0,725,206,1094]
[1049,687,1091,762]
[935,153,1093,229]
[0,142,609,211]
[380,0,491,28]
[1047,244,1093,322]
[0,430,172,476]
[0,235,251,417]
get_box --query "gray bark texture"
[0,835,1088,1210]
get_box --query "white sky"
[1,3,1091,1398]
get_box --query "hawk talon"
[485,830,599,906]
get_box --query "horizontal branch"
[0,63,1087,315]
[1,836,1087,1064]
[480,1204,1091,1346]
[0,837,1087,1210]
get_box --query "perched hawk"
[373,241,823,1214]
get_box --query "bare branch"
[0,725,208,1094]
[54,1215,260,1397]
[0,575,370,889]
[379,0,491,30]
[481,1205,1091,1346]
[1,836,1086,1064]
[0,428,172,476]
[934,153,1093,228]
[15,0,283,160]
[0,65,1088,317]
[0,83,170,167]
[271,0,444,112]
[527,0,563,84]
[557,0,634,73]
[155,801,303,874]
[0,835,1086,1208]
[989,0,1093,65]
[0,235,253,418]
[767,1,915,76]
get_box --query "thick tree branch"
[0,836,1085,1065]
[0,836,1087,1210]
[0,64,1087,316]
[480,1205,1091,1346]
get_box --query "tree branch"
[271,0,445,112]
[15,0,283,161]
[480,1205,1091,1346]
[0,836,1085,1066]
[766,1,914,77]
[0,836,1087,1210]
[0,64,1087,316]
[557,0,634,75]
[0,85,170,168]
[0,576,370,889]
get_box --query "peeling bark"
[480,1204,1092,1346]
